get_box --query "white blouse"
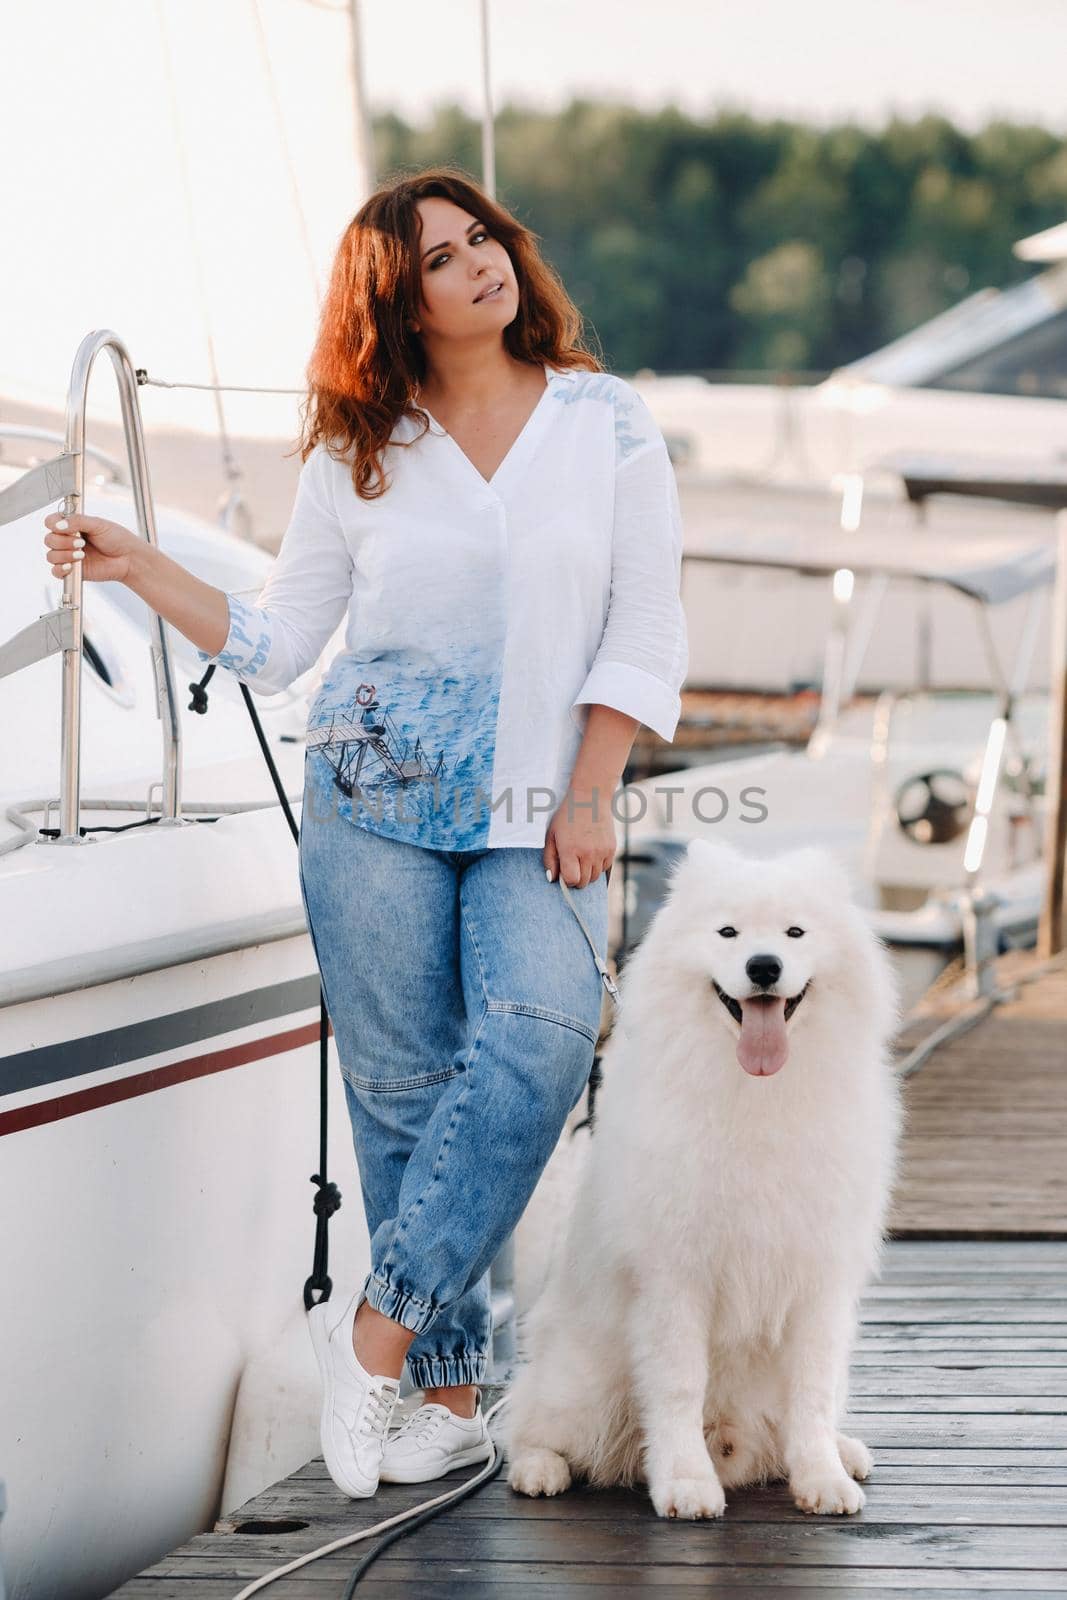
[197,364,688,850]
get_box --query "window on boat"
[928,307,1067,400]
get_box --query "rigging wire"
[153,0,243,494]
[249,0,324,305]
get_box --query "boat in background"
[639,223,1067,490]
[609,523,1056,1012]
[636,222,1067,701]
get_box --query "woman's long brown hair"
[292,165,604,499]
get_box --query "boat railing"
[0,329,187,844]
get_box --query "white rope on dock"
[227,1392,512,1599]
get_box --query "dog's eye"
[786,926,805,938]
[717,926,738,938]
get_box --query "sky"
[2,0,1064,439]
[360,0,1067,134]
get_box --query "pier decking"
[113,956,1067,1598]
[889,949,1067,1238]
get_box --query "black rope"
[571,1055,603,1136]
[304,982,343,1313]
[189,664,342,1314]
[38,815,222,837]
[37,817,172,836]
[187,661,215,714]
[237,683,300,847]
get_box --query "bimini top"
[682,525,1057,606]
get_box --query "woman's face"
[412,196,518,345]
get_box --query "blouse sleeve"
[569,383,689,741]
[196,445,354,695]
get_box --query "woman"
[42,166,688,1498]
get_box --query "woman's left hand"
[544,781,617,889]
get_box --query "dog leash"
[556,876,620,1008]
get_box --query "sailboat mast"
[347,2,496,201]
[347,0,375,200]
[479,0,496,198]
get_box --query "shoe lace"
[394,1403,449,1444]
[357,1382,399,1441]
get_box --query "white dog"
[506,837,903,1520]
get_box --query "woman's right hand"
[43,511,139,585]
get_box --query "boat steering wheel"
[893,768,972,846]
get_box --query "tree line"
[373,100,1067,375]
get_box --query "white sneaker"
[307,1287,401,1497]
[379,1400,494,1483]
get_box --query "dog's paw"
[836,1431,873,1481]
[507,1446,572,1497]
[790,1468,866,1515]
[650,1473,726,1521]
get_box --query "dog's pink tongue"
[737,996,789,1076]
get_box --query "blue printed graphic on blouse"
[549,372,649,461]
[196,594,271,677]
[302,644,504,851]
[197,594,509,850]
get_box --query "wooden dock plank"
[889,953,1067,1237]
[112,1241,1067,1599]
[111,1576,1067,1598]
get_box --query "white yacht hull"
[1,916,367,1600]
[0,812,375,1600]
[0,470,374,1599]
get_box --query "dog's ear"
[686,837,744,868]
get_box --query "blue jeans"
[297,761,609,1391]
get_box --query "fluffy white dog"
[506,837,904,1520]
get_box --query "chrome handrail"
[0,328,187,842]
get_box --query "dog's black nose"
[746,954,782,988]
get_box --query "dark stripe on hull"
[0,1016,333,1137]
[0,974,330,1136]
[2,975,322,1093]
